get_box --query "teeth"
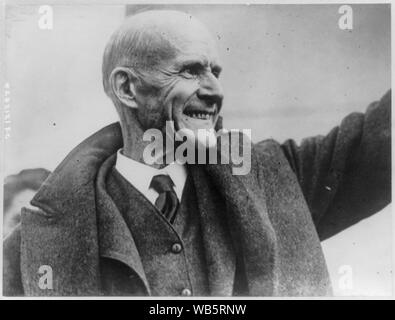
[186,111,213,120]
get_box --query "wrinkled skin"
[133,30,224,134]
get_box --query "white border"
[0,0,393,300]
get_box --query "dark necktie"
[149,174,179,224]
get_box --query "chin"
[174,118,218,150]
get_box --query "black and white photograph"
[1,1,392,300]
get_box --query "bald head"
[102,10,217,97]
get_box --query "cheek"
[163,80,200,114]
[136,78,200,129]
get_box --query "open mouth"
[175,105,219,133]
[183,109,216,120]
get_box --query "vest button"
[181,288,192,296]
[171,243,183,254]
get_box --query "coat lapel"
[193,131,278,296]
[188,165,236,296]
[95,154,150,294]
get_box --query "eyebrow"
[176,57,222,73]
[177,57,208,67]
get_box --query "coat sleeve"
[3,224,24,296]
[280,90,391,240]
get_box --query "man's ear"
[109,67,139,108]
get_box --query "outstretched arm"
[281,90,391,241]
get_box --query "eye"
[211,67,221,79]
[181,63,203,76]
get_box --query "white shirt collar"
[114,149,187,205]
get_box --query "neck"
[118,106,169,169]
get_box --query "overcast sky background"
[4,4,391,296]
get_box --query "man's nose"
[197,73,224,107]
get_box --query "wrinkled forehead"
[174,31,220,65]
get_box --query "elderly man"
[3,10,390,296]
